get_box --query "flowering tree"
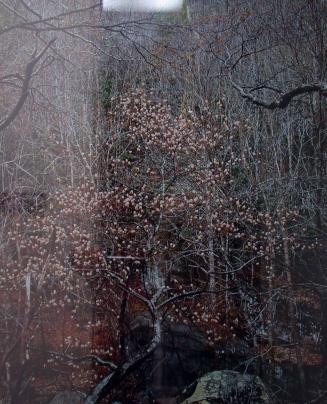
[0,1,325,402]
[1,88,315,403]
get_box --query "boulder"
[49,391,84,404]
[147,323,215,397]
[128,320,216,399]
[181,370,270,404]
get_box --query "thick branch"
[231,80,327,109]
[84,320,161,404]
[0,39,56,133]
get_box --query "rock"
[127,319,216,400]
[49,391,84,404]
[147,323,215,398]
[181,370,270,404]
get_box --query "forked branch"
[231,80,327,109]
[0,38,56,133]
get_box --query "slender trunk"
[282,232,306,392]
[267,247,276,386]
[208,237,215,301]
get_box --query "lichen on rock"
[181,370,270,404]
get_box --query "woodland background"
[0,1,326,403]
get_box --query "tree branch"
[0,38,56,133]
[84,320,161,404]
[46,350,117,369]
[231,80,327,109]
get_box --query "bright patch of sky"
[103,0,183,12]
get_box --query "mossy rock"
[181,370,270,404]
